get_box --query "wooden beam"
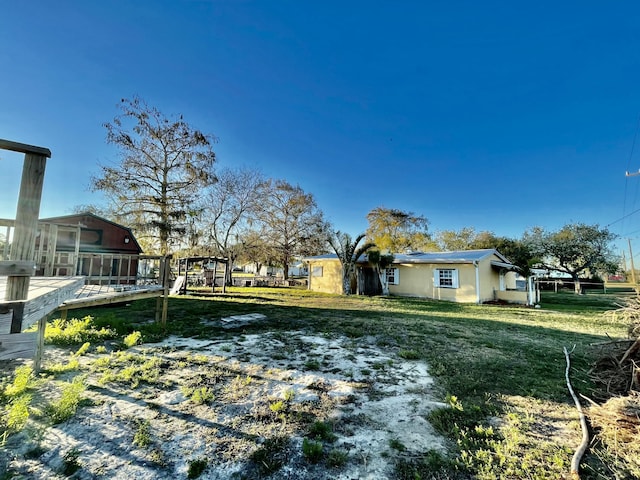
[0,332,37,360]
[0,260,36,276]
[60,289,164,310]
[6,152,48,304]
[0,139,51,158]
[0,300,26,334]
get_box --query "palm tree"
[328,231,376,295]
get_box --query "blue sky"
[2,1,640,255]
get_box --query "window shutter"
[452,269,459,288]
[433,269,440,287]
[393,268,399,285]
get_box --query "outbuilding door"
[357,267,382,295]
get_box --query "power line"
[607,205,640,228]
[622,113,640,235]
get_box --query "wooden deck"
[0,277,166,361]
[0,277,86,332]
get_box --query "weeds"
[45,316,117,346]
[250,436,289,475]
[74,342,91,356]
[327,448,348,467]
[61,447,82,476]
[133,419,152,448]
[398,349,420,360]
[389,438,406,452]
[308,421,337,442]
[302,437,323,463]
[1,394,32,445]
[4,365,33,397]
[304,359,321,370]
[187,457,208,479]
[1,366,35,445]
[46,375,86,424]
[184,386,215,405]
[123,330,142,348]
[94,352,162,388]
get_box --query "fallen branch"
[619,337,640,365]
[564,346,590,479]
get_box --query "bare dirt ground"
[2,314,449,479]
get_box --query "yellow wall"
[388,254,510,303]
[307,259,343,294]
[496,290,528,304]
[389,262,478,302]
[307,253,523,304]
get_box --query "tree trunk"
[573,275,583,295]
[374,266,389,295]
[343,274,352,295]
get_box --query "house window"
[312,266,323,277]
[385,268,399,285]
[435,268,458,288]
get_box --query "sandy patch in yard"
[2,320,449,479]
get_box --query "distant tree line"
[86,97,620,292]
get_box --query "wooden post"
[222,260,227,293]
[45,223,57,276]
[33,313,49,373]
[155,255,170,327]
[0,139,51,369]
[212,259,218,293]
[73,225,81,274]
[6,150,49,302]
[629,239,637,287]
[161,255,170,327]
[2,225,11,259]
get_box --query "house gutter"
[474,260,480,304]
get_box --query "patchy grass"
[8,287,630,479]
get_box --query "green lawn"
[3,288,631,479]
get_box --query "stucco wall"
[495,290,528,304]
[307,259,343,295]
[388,262,478,302]
[388,254,508,303]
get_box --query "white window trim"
[312,266,323,277]
[434,268,459,288]
[385,267,399,285]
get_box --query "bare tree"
[202,167,264,283]
[328,231,376,295]
[254,179,328,280]
[92,96,217,255]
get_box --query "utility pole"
[629,239,637,286]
